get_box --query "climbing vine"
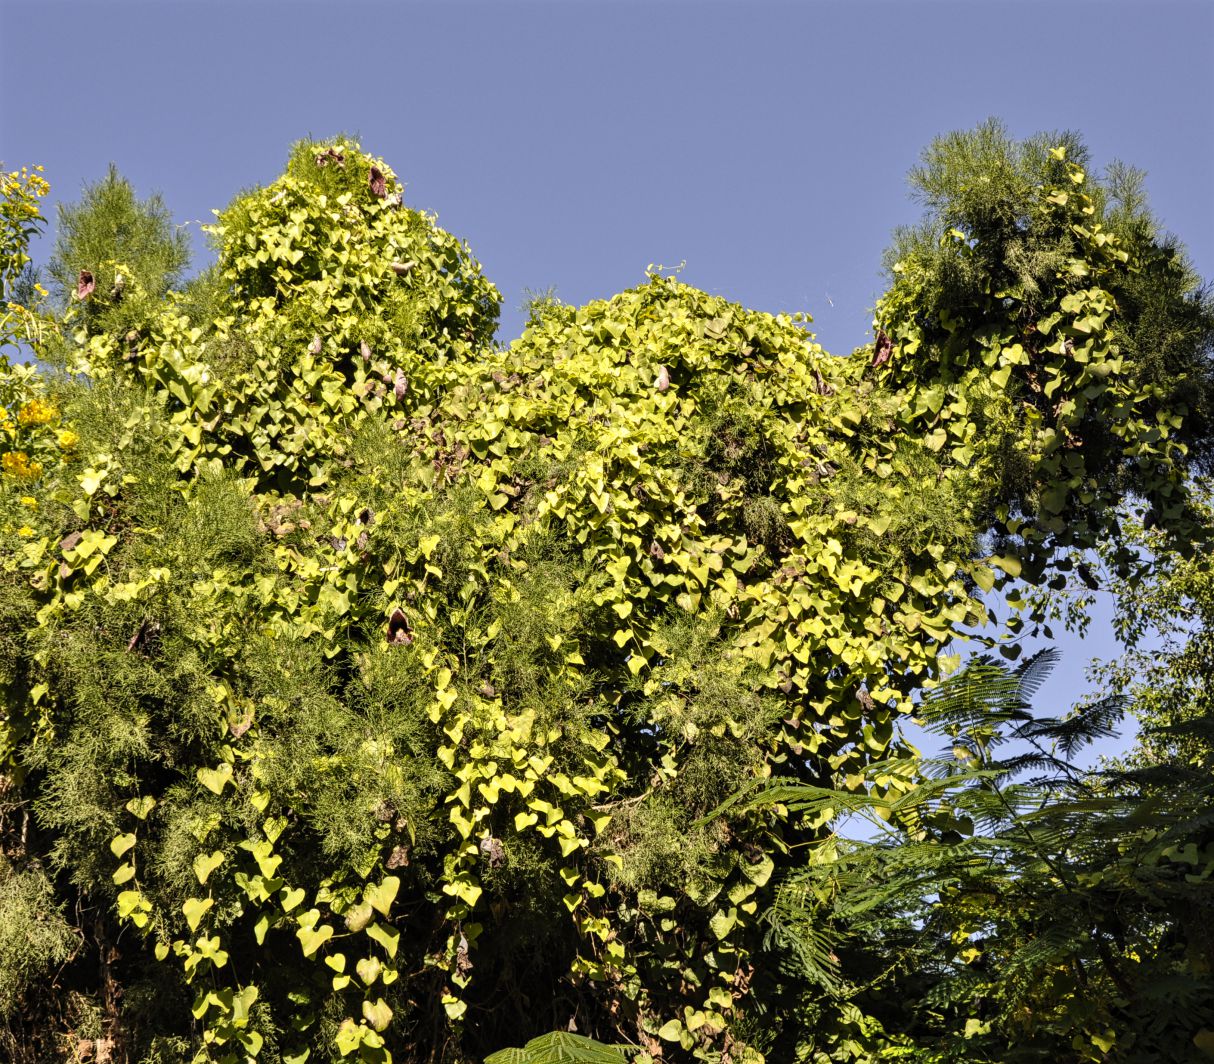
[1,129,1209,1062]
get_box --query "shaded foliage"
[725,651,1214,1062]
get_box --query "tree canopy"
[1,125,1211,1063]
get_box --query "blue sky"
[3,0,1211,758]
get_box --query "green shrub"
[1,128,1209,1062]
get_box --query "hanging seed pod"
[369,166,387,199]
[387,608,413,645]
[390,260,415,277]
[126,618,161,655]
[308,335,322,355]
[359,339,372,361]
[871,330,893,368]
[478,837,505,869]
[654,364,670,392]
[76,270,95,300]
[393,369,408,399]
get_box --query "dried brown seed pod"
[478,836,505,869]
[871,330,893,368]
[387,607,412,645]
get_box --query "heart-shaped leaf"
[197,763,233,794]
[230,984,258,1023]
[193,851,224,885]
[362,997,392,1032]
[246,840,282,879]
[344,901,373,933]
[110,833,137,859]
[335,1020,362,1055]
[356,956,382,986]
[192,989,218,1020]
[183,896,213,932]
[365,875,399,917]
[280,886,306,912]
[296,921,333,957]
[365,921,399,959]
[657,1020,684,1042]
[117,890,147,920]
[971,565,996,593]
[296,907,320,931]
[125,796,156,819]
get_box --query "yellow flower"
[16,526,34,538]
[1,451,42,481]
[57,429,79,450]
[17,398,58,427]
[20,495,37,509]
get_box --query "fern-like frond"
[484,1032,632,1064]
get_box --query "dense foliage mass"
[1,124,1212,1063]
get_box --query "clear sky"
[3,0,1212,758]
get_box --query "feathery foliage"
[732,652,1214,1062]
